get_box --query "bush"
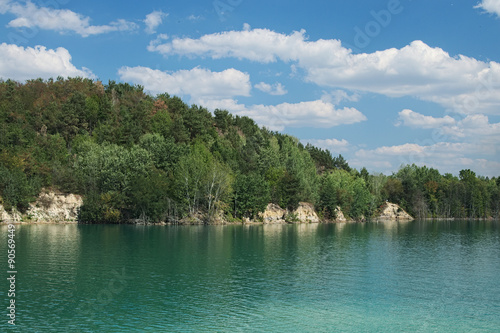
[0,166,38,212]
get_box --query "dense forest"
[1,78,499,223]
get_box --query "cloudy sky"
[1,0,499,177]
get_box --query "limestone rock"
[377,202,413,220]
[27,191,83,222]
[0,190,83,223]
[0,204,22,222]
[292,202,320,223]
[334,206,347,222]
[259,203,286,224]
[27,191,83,223]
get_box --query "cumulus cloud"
[0,0,10,14]
[144,10,167,34]
[351,142,499,177]
[147,26,500,115]
[117,66,251,99]
[395,109,500,146]
[302,138,350,153]
[244,101,366,131]
[146,26,324,62]
[321,90,361,105]
[440,114,500,143]
[118,65,366,131]
[4,1,137,37]
[0,43,94,81]
[396,109,456,129]
[187,14,202,21]
[254,82,287,95]
[200,99,366,131]
[475,0,500,17]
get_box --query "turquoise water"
[1,220,499,332]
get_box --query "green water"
[1,220,499,332]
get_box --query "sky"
[1,0,500,177]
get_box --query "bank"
[1,190,417,225]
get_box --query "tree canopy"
[1,78,498,222]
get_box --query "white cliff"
[0,190,83,223]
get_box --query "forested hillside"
[1,78,499,223]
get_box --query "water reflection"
[0,220,499,332]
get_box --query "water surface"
[1,220,499,332]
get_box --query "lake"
[1,220,499,332]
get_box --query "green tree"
[233,172,270,218]
[319,169,372,220]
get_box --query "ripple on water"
[1,221,500,332]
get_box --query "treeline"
[0,78,498,223]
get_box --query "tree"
[2,78,499,224]
[60,91,88,147]
[278,136,319,208]
[204,159,233,221]
[234,172,270,218]
[319,169,372,220]
[0,165,37,212]
[173,143,212,215]
[138,133,185,171]
[214,109,233,134]
[332,154,351,171]
[306,144,334,172]
[382,178,404,203]
[129,170,171,223]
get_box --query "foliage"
[1,78,498,223]
[233,172,270,218]
[318,169,372,220]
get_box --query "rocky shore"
[1,190,82,224]
[1,191,413,224]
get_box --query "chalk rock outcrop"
[377,202,413,220]
[259,203,286,224]
[0,190,83,223]
[334,206,347,222]
[293,202,320,223]
[0,205,22,222]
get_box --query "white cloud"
[321,90,360,105]
[246,101,366,131]
[254,82,287,95]
[4,1,138,37]
[117,66,365,131]
[144,10,167,34]
[388,109,500,176]
[351,142,499,177]
[188,14,202,21]
[200,98,367,131]
[396,109,456,129]
[147,26,319,62]
[0,43,94,81]
[197,98,248,113]
[0,0,10,14]
[148,26,500,115]
[395,109,500,147]
[302,138,350,153]
[117,66,251,99]
[475,0,500,17]
[441,114,500,143]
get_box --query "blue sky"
[1,0,500,177]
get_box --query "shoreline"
[4,217,499,226]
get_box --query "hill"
[1,78,498,223]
